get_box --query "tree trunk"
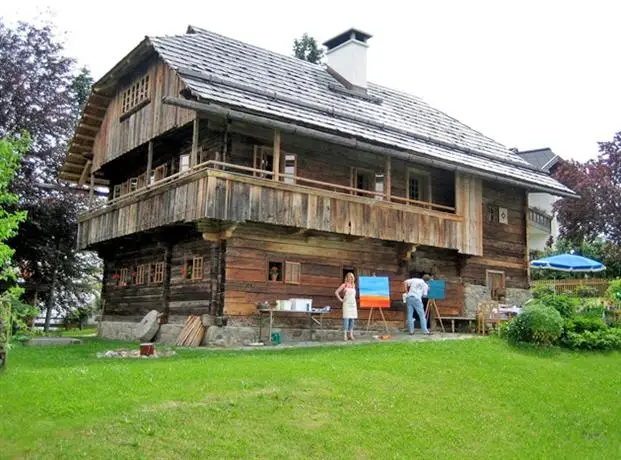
[44,265,58,333]
[0,301,10,371]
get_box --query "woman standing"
[335,272,358,341]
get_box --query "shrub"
[532,284,555,299]
[561,329,621,351]
[578,303,606,318]
[573,285,599,298]
[605,279,621,306]
[506,305,563,347]
[563,316,607,334]
[530,294,576,318]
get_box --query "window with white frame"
[406,168,431,203]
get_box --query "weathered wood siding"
[101,232,225,320]
[79,170,484,255]
[223,224,465,320]
[92,58,194,170]
[462,181,529,288]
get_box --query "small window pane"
[284,154,296,184]
[180,154,190,173]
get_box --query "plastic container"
[290,298,312,312]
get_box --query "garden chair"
[476,300,499,335]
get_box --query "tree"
[0,18,101,331]
[0,135,29,371]
[293,33,325,64]
[554,131,621,246]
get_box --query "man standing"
[404,271,431,335]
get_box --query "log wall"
[461,181,529,289]
[100,231,225,320]
[92,58,194,170]
[223,224,465,320]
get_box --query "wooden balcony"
[78,161,483,255]
[528,207,552,233]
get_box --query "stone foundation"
[98,317,405,348]
[98,321,138,341]
[464,284,532,317]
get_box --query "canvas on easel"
[359,276,390,332]
[426,280,446,333]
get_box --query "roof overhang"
[58,38,155,186]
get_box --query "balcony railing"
[528,207,552,233]
[77,160,482,255]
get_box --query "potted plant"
[270,265,280,281]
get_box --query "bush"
[563,316,607,334]
[530,294,576,318]
[506,305,563,347]
[573,285,599,298]
[561,329,621,351]
[532,284,555,299]
[578,303,606,318]
[605,279,621,306]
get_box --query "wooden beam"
[273,128,281,181]
[222,121,229,166]
[191,114,199,167]
[78,160,92,186]
[89,174,95,206]
[83,113,104,122]
[74,133,96,142]
[385,156,391,201]
[78,124,100,133]
[146,141,153,186]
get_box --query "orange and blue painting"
[359,276,391,309]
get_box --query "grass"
[1,338,620,459]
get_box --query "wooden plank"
[273,129,281,181]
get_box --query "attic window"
[120,74,151,118]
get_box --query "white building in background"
[516,148,562,254]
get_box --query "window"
[253,146,274,178]
[150,262,164,284]
[112,185,121,200]
[351,168,384,198]
[136,173,147,190]
[406,169,431,203]
[268,261,283,282]
[129,177,138,193]
[153,164,167,183]
[487,270,506,301]
[283,154,297,184]
[136,264,147,285]
[342,267,357,282]
[284,261,301,284]
[486,204,499,223]
[119,267,130,287]
[179,154,190,173]
[374,173,384,199]
[192,257,203,280]
[121,181,129,196]
[120,74,151,116]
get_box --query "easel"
[425,298,446,333]
[366,306,389,333]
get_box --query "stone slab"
[24,337,82,346]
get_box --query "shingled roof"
[63,26,575,197]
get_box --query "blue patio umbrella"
[530,253,606,272]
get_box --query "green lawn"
[1,338,620,459]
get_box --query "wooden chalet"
[60,26,575,342]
